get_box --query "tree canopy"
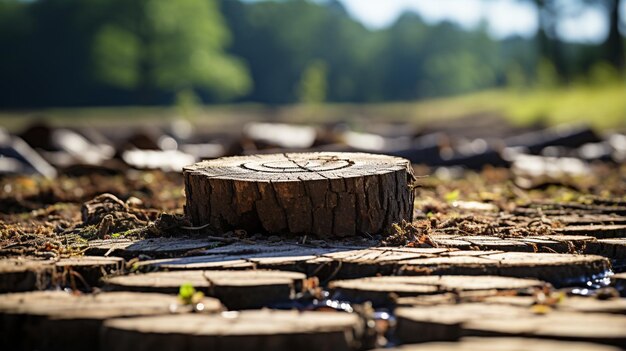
[0,0,623,108]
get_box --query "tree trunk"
[183,152,416,238]
[606,0,625,71]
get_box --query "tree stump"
[183,152,416,237]
[481,295,626,315]
[398,252,611,287]
[101,310,362,351]
[395,303,626,347]
[103,270,307,309]
[0,258,54,293]
[0,291,221,351]
[613,272,626,295]
[585,238,626,259]
[329,275,546,306]
[55,256,124,289]
[379,337,622,351]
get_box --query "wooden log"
[430,234,595,253]
[514,203,626,217]
[395,303,626,347]
[55,256,124,289]
[521,235,595,253]
[103,270,306,309]
[398,252,611,287]
[555,224,626,239]
[139,255,255,271]
[136,247,610,285]
[86,236,225,259]
[101,310,362,351]
[504,124,601,153]
[0,258,54,293]
[378,337,622,351]
[138,247,454,280]
[183,152,415,237]
[307,248,451,279]
[464,311,626,347]
[135,242,366,272]
[481,295,626,315]
[613,272,626,296]
[553,215,626,226]
[585,238,626,259]
[329,275,546,306]
[0,291,221,351]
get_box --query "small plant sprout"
[178,283,205,305]
[444,189,460,203]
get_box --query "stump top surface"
[482,295,626,314]
[56,256,124,267]
[183,152,410,182]
[104,270,306,289]
[402,252,608,266]
[382,337,622,351]
[330,275,546,293]
[0,291,221,318]
[103,309,359,335]
[0,257,55,272]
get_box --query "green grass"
[1,83,624,131]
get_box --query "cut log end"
[183,152,415,238]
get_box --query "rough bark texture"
[183,152,415,238]
[555,225,626,239]
[55,256,124,289]
[0,258,54,293]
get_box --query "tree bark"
[605,0,625,71]
[183,152,416,238]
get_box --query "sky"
[337,0,619,43]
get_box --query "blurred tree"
[505,63,528,89]
[0,0,620,108]
[603,0,624,71]
[588,61,621,84]
[536,57,559,88]
[525,0,624,80]
[92,0,250,102]
[297,60,327,104]
[220,0,374,104]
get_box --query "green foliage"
[0,0,623,107]
[444,189,460,203]
[93,25,139,88]
[92,0,251,101]
[588,61,622,86]
[297,60,327,104]
[506,64,528,90]
[175,88,201,120]
[178,283,204,305]
[536,58,559,89]
[178,283,196,302]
